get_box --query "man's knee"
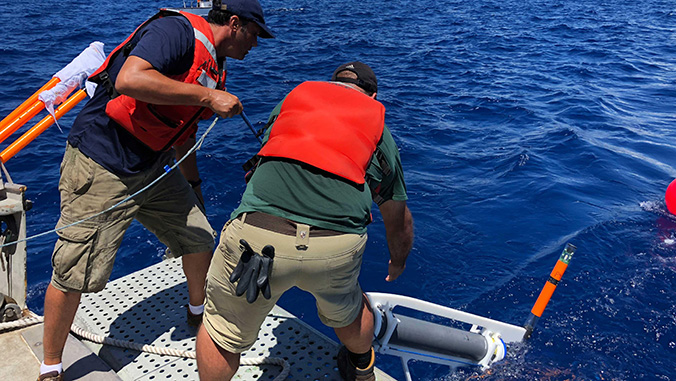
[196,325,241,380]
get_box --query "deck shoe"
[336,346,375,381]
[37,371,63,381]
[186,306,203,327]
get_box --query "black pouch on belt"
[229,239,275,303]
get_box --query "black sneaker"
[37,371,63,381]
[336,346,375,381]
[186,306,203,327]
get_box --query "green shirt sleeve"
[366,124,408,205]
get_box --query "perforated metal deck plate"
[75,258,394,381]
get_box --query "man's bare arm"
[378,200,414,281]
[116,56,242,118]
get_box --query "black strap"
[160,107,207,152]
[147,104,179,128]
[333,77,376,94]
[188,178,202,188]
[242,155,260,172]
[258,114,277,140]
[98,70,119,99]
[98,42,136,100]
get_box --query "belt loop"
[241,213,247,224]
[295,223,310,250]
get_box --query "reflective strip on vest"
[197,70,217,89]
[194,28,217,64]
[194,28,219,89]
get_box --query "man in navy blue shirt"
[38,1,274,380]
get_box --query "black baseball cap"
[331,61,378,94]
[212,0,275,39]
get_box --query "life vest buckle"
[98,70,119,99]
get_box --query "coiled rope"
[0,313,290,380]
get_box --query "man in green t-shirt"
[196,62,414,381]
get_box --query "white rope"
[241,356,291,380]
[71,324,291,380]
[0,314,290,380]
[70,323,196,357]
[0,315,43,332]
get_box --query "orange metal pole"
[0,89,87,163]
[523,243,576,339]
[0,77,60,131]
[0,100,46,144]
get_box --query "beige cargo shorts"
[50,144,215,293]
[203,214,368,353]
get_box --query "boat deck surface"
[3,258,394,380]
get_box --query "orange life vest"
[258,81,386,184]
[89,10,225,152]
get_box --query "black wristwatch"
[188,178,202,188]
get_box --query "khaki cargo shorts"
[203,214,368,353]
[50,144,215,293]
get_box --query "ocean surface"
[1,0,676,379]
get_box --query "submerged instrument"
[368,243,576,381]
[524,243,576,339]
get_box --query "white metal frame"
[366,292,526,381]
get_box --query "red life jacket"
[258,81,386,184]
[89,10,225,152]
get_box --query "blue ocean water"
[1,0,676,379]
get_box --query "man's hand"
[386,260,406,282]
[205,89,243,119]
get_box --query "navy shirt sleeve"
[130,16,194,76]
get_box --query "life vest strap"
[97,70,119,100]
[159,106,206,152]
